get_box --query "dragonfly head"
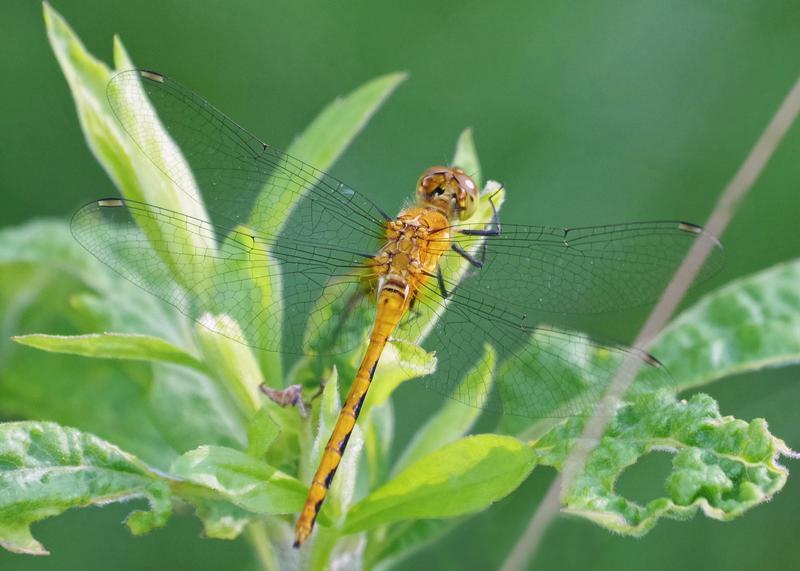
[416,166,478,221]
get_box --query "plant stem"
[246,521,280,571]
[501,73,800,571]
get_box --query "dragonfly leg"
[451,242,484,268]
[450,191,502,280]
[429,266,466,300]
[459,191,502,237]
[436,266,452,299]
[452,241,489,281]
[308,372,331,403]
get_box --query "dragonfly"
[71,70,723,548]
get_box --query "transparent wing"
[390,220,724,418]
[107,70,390,244]
[72,69,395,353]
[442,220,724,315]
[71,199,378,354]
[407,285,666,418]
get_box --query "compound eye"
[417,168,450,199]
[459,194,477,220]
[454,172,476,193]
[418,166,449,183]
[452,172,479,219]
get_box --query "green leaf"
[0,341,176,470]
[533,391,794,535]
[171,445,305,515]
[394,344,495,474]
[641,257,800,392]
[365,339,437,413]
[48,2,275,387]
[245,72,406,382]
[364,400,394,489]
[0,219,190,346]
[111,38,209,218]
[344,434,536,533]
[0,422,171,555]
[146,364,247,453]
[0,211,247,462]
[252,401,304,475]
[194,314,266,416]
[247,407,282,459]
[46,2,214,278]
[483,259,800,538]
[45,3,262,456]
[451,128,482,189]
[238,71,407,379]
[288,72,407,173]
[0,220,109,292]
[12,333,206,372]
[502,258,800,438]
[187,499,252,540]
[0,223,180,468]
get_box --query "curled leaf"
[534,391,793,535]
[0,422,171,555]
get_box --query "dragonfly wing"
[71,198,376,354]
[106,70,390,243]
[406,277,670,418]
[446,221,723,315]
[72,69,395,354]
[392,220,722,418]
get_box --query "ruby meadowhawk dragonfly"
[70,70,723,547]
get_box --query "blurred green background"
[1,0,799,569]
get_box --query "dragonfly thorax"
[373,208,451,300]
[416,166,478,221]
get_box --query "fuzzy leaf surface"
[0,422,171,555]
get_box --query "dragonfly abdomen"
[294,287,408,547]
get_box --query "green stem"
[246,521,280,571]
[298,412,315,482]
[307,525,342,571]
